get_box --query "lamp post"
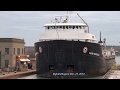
[27,55,29,58]
[15,56,20,73]
[26,55,30,70]
[118,42,120,55]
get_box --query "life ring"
[39,47,42,53]
[83,47,88,53]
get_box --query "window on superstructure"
[79,26,81,29]
[73,26,75,29]
[63,26,65,29]
[60,26,62,29]
[66,26,68,29]
[51,26,53,29]
[69,26,72,29]
[56,26,59,29]
[50,26,52,29]
[55,26,58,29]
[76,26,78,29]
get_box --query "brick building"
[0,38,25,69]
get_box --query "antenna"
[77,13,89,33]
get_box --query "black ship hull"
[35,40,115,78]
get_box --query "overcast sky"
[0,11,120,46]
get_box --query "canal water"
[18,56,120,79]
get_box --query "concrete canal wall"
[0,70,36,79]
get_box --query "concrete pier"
[103,65,120,79]
[0,70,36,79]
[103,70,120,79]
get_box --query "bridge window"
[50,26,52,29]
[57,26,59,29]
[79,26,81,29]
[69,26,72,29]
[63,26,65,29]
[54,26,57,29]
[66,26,68,29]
[76,26,78,29]
[60,26,62,29]
[73,26,75,29]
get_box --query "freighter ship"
[35,11,116,78]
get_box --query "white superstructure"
[39,11,97,43]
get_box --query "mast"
[66,11,69,23]
[98,31,104,46]
[100,31,101,41]
[66,11,70,23]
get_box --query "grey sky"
[0,11,119,46]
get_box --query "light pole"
[15,55,20,73]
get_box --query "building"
[0,38,25,69]
[25,46,35,58]
[25,46,36,69]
